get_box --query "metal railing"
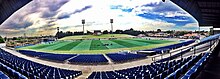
[152,38,219,62]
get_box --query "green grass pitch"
[17,34,179,54]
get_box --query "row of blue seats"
[38,54,77,62]
[18,50,147,64]
[18,50,108,64]
[88,54,200,79]
[17,50,48,57]
[143,40,195,54]
[0,48,82,79]
[181,53,209,79]
[68,54,108,64]
[155,53,203,79]
[164,53,206,79]
[17,50,77,62]
[156,48,192,62]
[0,71,10,79]
[106,52,147,62]
[0,62,27,79]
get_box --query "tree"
[103,30,109,34]
[86,30,92,35]
[130,28,134,31]
[0,36,4,43]
[165,30,174,34]
[157,29,162,33]
[115,30,123,34]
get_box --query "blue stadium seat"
[0,71,10,79]
[181,53,209,79]
[68,54,108,64]
[38,53,77,62]
[17,50,48,57]
[106,52,147,62]
[0,48,82,79]
[88,52,207,79]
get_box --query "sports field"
[17,34,179,54]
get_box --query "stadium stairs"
[193,42,220,79]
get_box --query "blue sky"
[0,0,208,37]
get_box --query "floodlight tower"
[110,19,113,34]
[82,19,85,35]
[56,27,59,39]
[57,27,59,32]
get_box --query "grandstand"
[0,0,220,79]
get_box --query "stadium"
[0,0,220,79]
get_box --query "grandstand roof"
[170,0,220,27]
[0,0,32,24]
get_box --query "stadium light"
[57,27,59,32]
[110,19,113,34]
[57,27,59,39]
[82,19,85,34]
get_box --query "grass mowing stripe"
[40,41,72,50]
[120,39,148,46]
[100,40,125,49]
[90,40,108,50]
[54,41,82,50]
[110,40,139,47]
[71,40,92,50]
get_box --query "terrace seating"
[17,50,48,57]
[68,54,108,64]
[18,50,77,62]
[164,53,207,79]
[106,52,147,62]
[180,53,209,79]
[88,53,206,79]
[0,71,10,79]
[0,62,27,79]
[0,48,82,79]
[188,42,220,79]
[39,54,77,62]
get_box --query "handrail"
[152,38,218,62]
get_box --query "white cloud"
[180,23,199,31]
[164,11,190,18]
[54,0,166,32]
[140,20,177,31]
[0,0,198,37]
[182,23,198,28]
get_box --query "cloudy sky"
[0,0,209,37]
